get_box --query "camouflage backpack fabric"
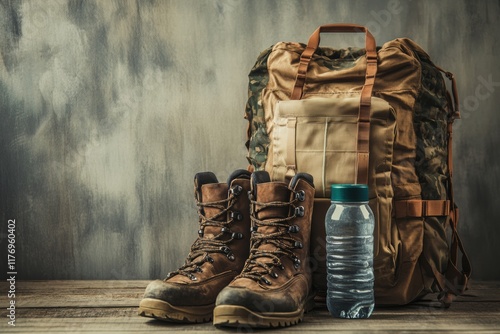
[244,24,471,306]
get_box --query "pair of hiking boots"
[138,169,316,328]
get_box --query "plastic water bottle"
[325,184,375,318]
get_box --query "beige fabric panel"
[271,97,395,196]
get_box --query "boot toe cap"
[216,285,299,313]
[143,279,207,306]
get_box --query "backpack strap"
[441,206,471,304]
[291,24,377,185]
[440,69,471,304]
[394,68,471,306]
[394,199,451,218]
[435,66,461,121]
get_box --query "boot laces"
[165,190,240,280]
[236,192,302,285]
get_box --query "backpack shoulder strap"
[393,58,471,306]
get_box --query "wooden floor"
[1,280,499,333]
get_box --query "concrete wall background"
[1,0,499,280]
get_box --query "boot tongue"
[254,180,291,254]
[255,183,290,219]
[200,183,229,238]
[227,169,251,185]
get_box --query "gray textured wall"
[1,0,499,280]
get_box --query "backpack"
[243,24,471,306]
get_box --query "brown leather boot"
[213,171,315,328]
[138,170,251,323]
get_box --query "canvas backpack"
[243,24,471,306]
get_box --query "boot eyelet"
[230,185,243,196]
[227,253,235,261]
[232,232,244,240]
[230,211,243,221]
[189,274,197,281]
[294,241,303,249]
[293,258,301,269]
[278,264,285,270]
[220,246,231,254]
[260,277,272,285]
[295,190,306,201]
[295,206,305,217]
[195,266,203,273]
[250,226,258,233]
[205,255,214,264]
[270,272,278,278]
[221,227,230,234]
[288,225,300,233]
[198,229,204,237]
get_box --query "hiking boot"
[213,171,315,328]
[138,169,252,323]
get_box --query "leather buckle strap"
[355,120,370,184]
[394,199,451,219]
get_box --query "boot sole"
[213,293,315,328]
[138,298,213,323]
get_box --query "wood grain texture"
[0,280,499,333]
[0,0,499,281]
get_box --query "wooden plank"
[4,317,220,333]
[17,307,137,318]
[1,280,499,333]
[5,313,500,332]
[11,279,499,293]
[6,280,500,308]
[11,280,149,308]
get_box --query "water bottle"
[325,184,375,319]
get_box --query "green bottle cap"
[330,184,368,202]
